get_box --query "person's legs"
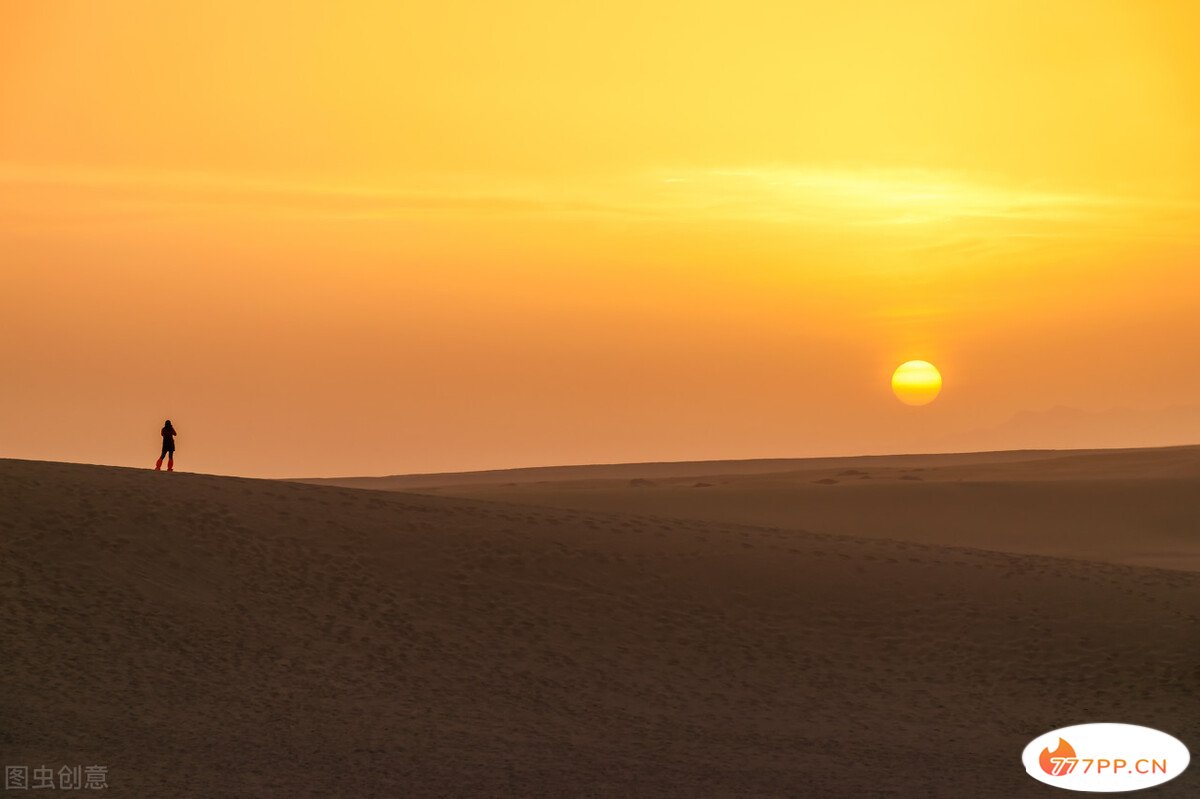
[167,448,174,471]
[156,444,167,470]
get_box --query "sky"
[3,0,1200,477]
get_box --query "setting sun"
[892,361,943,406]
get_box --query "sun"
[891,360,942,406]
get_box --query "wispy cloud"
[3,162,1197,248]
[0,163,640,221]
[643,166,1198,231]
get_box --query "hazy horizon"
[10,404,1200,480]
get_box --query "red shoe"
[155,458,163,470]
[167,458,174,472]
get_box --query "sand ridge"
[324,446,1200,572]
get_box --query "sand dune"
[298,447,1107,491]
[312,445,1200,572]
[3,457,1199,796]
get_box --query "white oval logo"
[1022,723,1189,792]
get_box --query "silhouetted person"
[156,420,177,472]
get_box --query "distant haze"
[937,405,1200,454]
[3,2,1199,477]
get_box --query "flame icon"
[1040,738,1077,776]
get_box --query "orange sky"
[3,1,1200,477]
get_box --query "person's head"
[164,419,172,427]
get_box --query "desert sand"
[4,452,1199,796]
[309,445,1200,572]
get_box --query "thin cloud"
[644,166,1198,230]
[3,163,1198,244]
[0,164,643,221]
